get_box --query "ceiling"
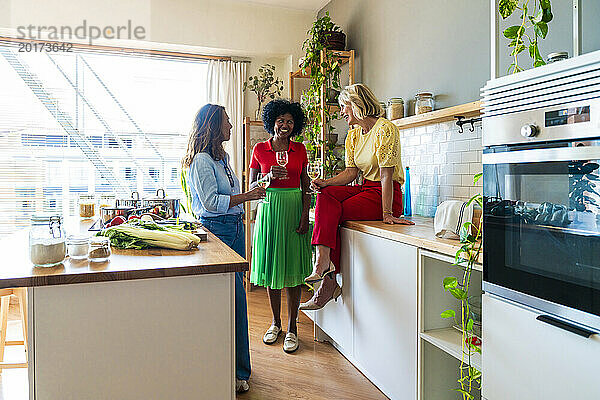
[234,0,331,11]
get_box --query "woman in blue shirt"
[182,104,265,393]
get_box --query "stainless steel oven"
[481,51,600,334]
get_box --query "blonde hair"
[181,104,226,168]
[338,83,384,120]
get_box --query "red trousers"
[311,179,403,273]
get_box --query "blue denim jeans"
[200,214,251,381]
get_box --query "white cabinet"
[352,229,418,400]
[482,294,600,400]
[310,228,418,400]
[313,228,354,354]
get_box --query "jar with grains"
[89,236,111,262]
[79,194,96,219]
[67,235,89,260]
[415,92,434,115]
[386,98,404,120]
[29,215,66,267]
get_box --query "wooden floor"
[0,288,387,400]
[239,286,387,400]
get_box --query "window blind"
[0,43,208,237]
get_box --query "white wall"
[1,0,316,119]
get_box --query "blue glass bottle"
[404,166,412,216]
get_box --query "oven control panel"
[545,106,590,127]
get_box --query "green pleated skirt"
[250,188,312,289]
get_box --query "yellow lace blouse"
[344,117,404,184]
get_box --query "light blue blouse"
[187,152,243,218]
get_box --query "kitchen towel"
[434,200,474,239]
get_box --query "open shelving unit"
[418,249,483,400]
[289,49,355,169]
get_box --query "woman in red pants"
[299,83,414,311]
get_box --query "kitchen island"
[0,223,247,400]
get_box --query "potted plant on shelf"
[499,0,553,74]
[297,12,344,177]
[243,64,284,121]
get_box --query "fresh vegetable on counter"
[98,221,201,250]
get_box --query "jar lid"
[89,236,111,245]
[67,235,89,245]
[415,92,433,98]
[547,52,568,61]
[388,97,404,104]
[30,214,62,223]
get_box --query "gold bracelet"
[383,210,393,215]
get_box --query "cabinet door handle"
[536,315,597,338]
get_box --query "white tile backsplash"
[399,120,482,217]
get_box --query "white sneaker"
[236,379,249,393]
[283,332,299,353]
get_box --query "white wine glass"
[276,151,288,167]
[307,161,322,194]
[257,172,271,203]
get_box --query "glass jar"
[89,236,111,262]
[379,102,387,117]
[98,194,116,209]
[29,215,66,267]
[415,92,434,115]
[66,235,89,260]
[386,97,404,120]
[78,194,96,219]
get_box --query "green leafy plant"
[243,64,284,118]
[297,11,343,176]
[441,172,483,400]
[499,0,553,74]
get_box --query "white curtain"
[206,60,247,179]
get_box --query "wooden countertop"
[343,216,482,264]
[0,222,248,289]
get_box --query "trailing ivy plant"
[440,172,483,400]
[297,11,343,176]
[499,0,553,74]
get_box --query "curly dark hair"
[262,99,306,136]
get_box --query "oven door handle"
[483,146,600,164]
[536,314,598,338]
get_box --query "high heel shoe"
[299,277,342,311]
[304,261,335,283]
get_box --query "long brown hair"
[182,104,226,168]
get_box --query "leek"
[98,223,201,250]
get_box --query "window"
[0,43,208,237]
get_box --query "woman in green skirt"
[249,99,312,353]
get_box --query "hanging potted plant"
[243,64,284,120]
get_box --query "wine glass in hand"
[257,172,271,203]
[276,151,288,170]
[307,161,322,194]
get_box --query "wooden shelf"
[420,328,481,371]
[391,100,482,130]
[290,50,354,79]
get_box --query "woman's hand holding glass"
[270,165,288,180]
[256,172,271,203]
[308,161,324,193]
